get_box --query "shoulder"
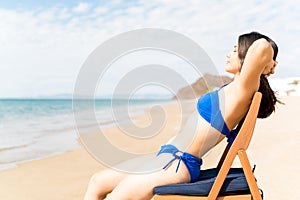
[222,81,254,104]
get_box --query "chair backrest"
[217,92,262,168]
[208,92,262,199]
[233,92,262,151]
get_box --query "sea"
[0,98,171,170]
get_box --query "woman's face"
[225,45,242,74]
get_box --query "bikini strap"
[157,144,184,172]
[157,144,202,173]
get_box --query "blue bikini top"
[197,87,237,147]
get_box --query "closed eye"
[233,45,237,52]
[234,45,237,48]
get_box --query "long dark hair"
[238,32,279,118]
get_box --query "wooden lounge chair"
[153,92,263,200]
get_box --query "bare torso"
[186,81,257,158]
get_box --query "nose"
[226,53,230,58]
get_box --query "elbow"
[251,39,274,65]
[255,38,273,54]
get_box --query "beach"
[0,96,299,200]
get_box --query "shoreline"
[0,96,299,199]
[0,99,176,172]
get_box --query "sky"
[0,0,299,98]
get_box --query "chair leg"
[238,150,262,200]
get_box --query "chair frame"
[154,92,263,200]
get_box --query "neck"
[233,72,240,81]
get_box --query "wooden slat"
[238,150,262,200]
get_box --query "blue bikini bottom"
[157,144,202,183]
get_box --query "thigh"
[91,168,128,194]
[105,159,190,200]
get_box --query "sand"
[0,96,299,200]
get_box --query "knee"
[86,171,108,198]
[89,171,106,188]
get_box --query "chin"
[225,65,238,74]
[225,66,233,74]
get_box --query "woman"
[83,32,279,200]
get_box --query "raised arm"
[238,38,274,93]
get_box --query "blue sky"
[0,0,102,9]
[0,0,299,98]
